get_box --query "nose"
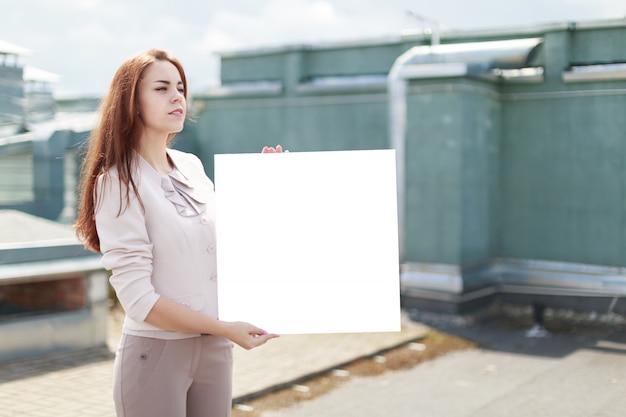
[172,90,184,102]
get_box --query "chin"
[170,123,185,133]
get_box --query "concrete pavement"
[262,311,626,417]
[0,311,427,417]
[2,307,624,417]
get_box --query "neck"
[138,139,171,175]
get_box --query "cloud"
[200,0,398,53]
[307,1,341,23]
[263,0,340,25]
[559,0,624,15]
[65,23,117,44]
[2,0,624,97]
[201,27,241,52]
[51,0,104,9]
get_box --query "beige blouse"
[95,148,218,339]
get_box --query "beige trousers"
[113,334,233,417]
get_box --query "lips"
[169,108,184,116]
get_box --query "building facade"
[190,18,626,314]
[2,19,626,316]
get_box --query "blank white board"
[214,149,400,334]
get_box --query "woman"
[75,48,280,417]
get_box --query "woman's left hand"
[262,144,288,153]
[222,321,280,350]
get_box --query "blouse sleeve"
[95,173,160,323]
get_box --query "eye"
[156,86,166,91]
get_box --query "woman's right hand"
[222,321,279,350]
[261,144,288,153]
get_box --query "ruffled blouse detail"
[161,167,206,217]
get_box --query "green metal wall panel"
[402,80,500,269]
[570,27,626,64]
[500,90,626,267]
[193,93,389,179]
[459,86,501,269]
[301,44,411,79]
[404,87,463,264]
[220,52,288,84]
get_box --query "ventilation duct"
[389,37,543,260]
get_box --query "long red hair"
[74,49,188,252]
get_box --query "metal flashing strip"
[497,284,625,297]
[401,285,498,303]
[206,81,283,98]
[0,40,32,56]
[0,237,79,251]
[296,74,388,94]
[563,69,626,83]
[295,82,387,94]
[501,88,626,101]
[0,256,103,284]
[202,91,388,110]
[400,262,464,294]
[401,259,626,300]
[398,62,468,79]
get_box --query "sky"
[1,0,624,98]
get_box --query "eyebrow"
[153,80,184,85]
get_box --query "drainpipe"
[388,49,470,263]
[387,49,412,263]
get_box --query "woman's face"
[137,60,186,138]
